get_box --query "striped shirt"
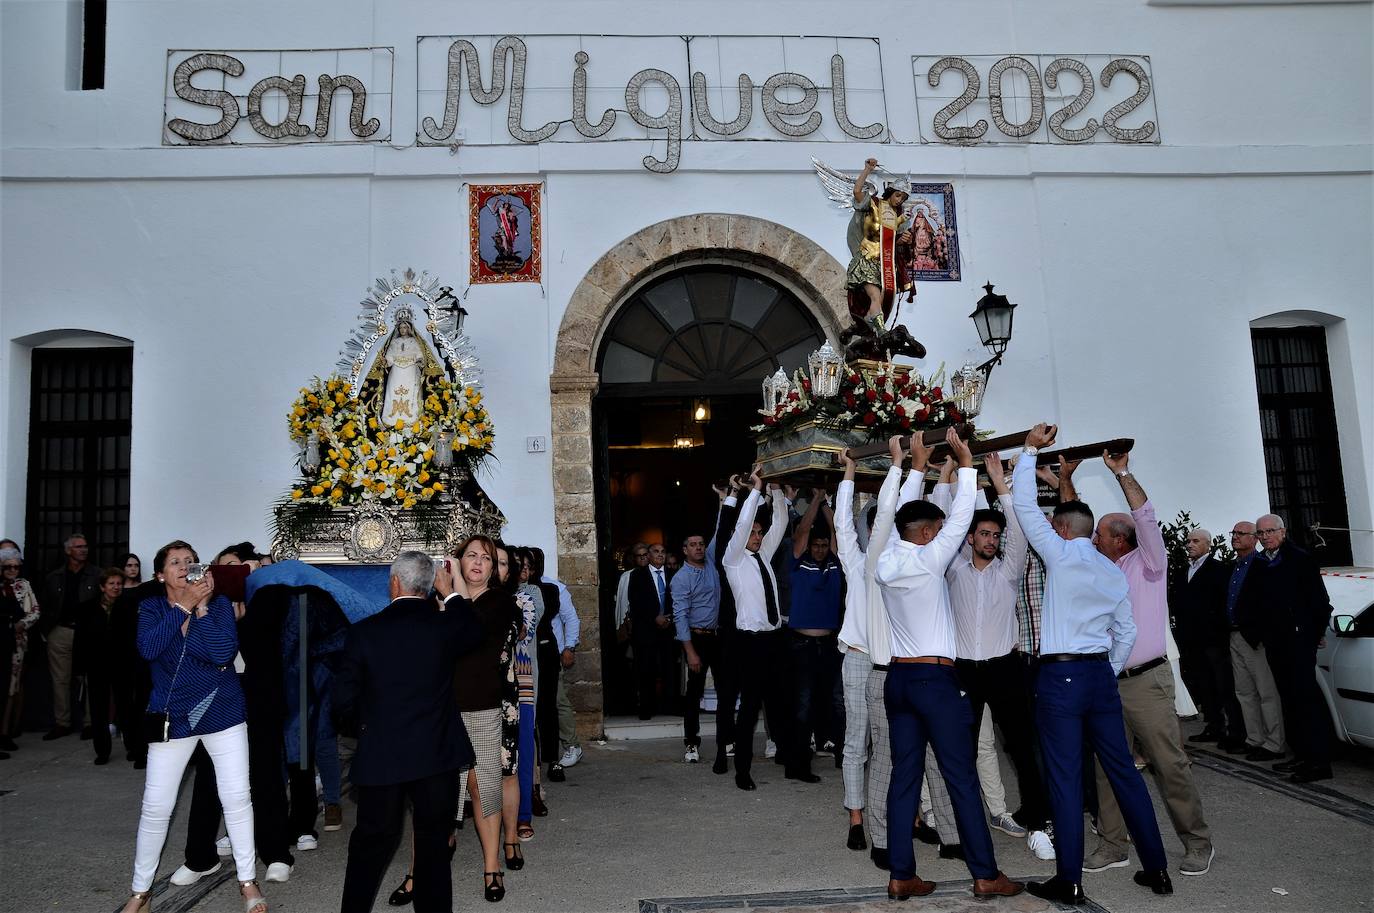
[138,595,245,739]
[1017,549,1045,656]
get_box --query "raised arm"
[1106,452,1166,577]
[724,481,763,567]
[854,157,877,204]
[1104,449,1146,511]
[1012,424,1069,565]
[986,454,1030,583]
[866,436,907,575]
[760,484,788,562]
[793,488,825,559]
[899,433,935,508]
[924,429,978,570]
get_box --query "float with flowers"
[271,269,504,562]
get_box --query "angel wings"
[811,157,913,211]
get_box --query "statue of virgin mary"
[380,310,426,426]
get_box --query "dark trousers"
[341,771,458,913]
[955,651,1051,829]
[1035,659,1166,884]
[713,629,739,750]
[185,744,223,871]
[113,665,150,762]
[535,638,561,764]
[885,663,998,882]
[632,631,661,718]
[733,630,791,776]
[87,673,113,761]
[682,631,722,747]
[290,763,320,840]
[1202,642,1247,743]
[1266,641,1330,765]
[790,631,840,769]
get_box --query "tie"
[751,551,779,626]
[653,568,665,607]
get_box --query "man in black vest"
[335,552,484,913]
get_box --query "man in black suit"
[1245,515,1334,783]
[1172,529,1247,752]
[335,551,484,913]
[627,543,674,719]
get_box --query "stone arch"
[547,213,847,735]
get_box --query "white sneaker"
[296,833,319,852]
[560,744,584,768]
[265,861,292,883]
[1027,829,1056,860]
[725,742,735,758]
[765,739,778,759]
[684,746,700,763]
[989,813,1027,838]
[170,861,221,886]
[215,835,232,857]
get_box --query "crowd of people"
[606,421,1336,906]
[0,531,587,913]
[0,419,1340,911]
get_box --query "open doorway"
[591,264,825,717]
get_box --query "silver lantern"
[300,432,321,474]
[807,342,844,398]
[950,362,987,419]
[762,366,791,411]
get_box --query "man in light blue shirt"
[670,534,721,764]
[1010,424,1169,905]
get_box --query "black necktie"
[751,551,779,626]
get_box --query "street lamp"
[692,398,711,423]
[969,282,1016,372]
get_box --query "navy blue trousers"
[884,663,998,881]
[1035,659,1167,882]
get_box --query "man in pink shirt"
[1083,450,1213,879]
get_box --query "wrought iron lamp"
[807,341,844,398]
[437,286,467,335]
[762,366,791,412]
[692,398,711,423]
[969,282,1016,373]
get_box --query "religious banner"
[468,183,542,284]
[904,183,960,282]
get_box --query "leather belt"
[1118,655,1167,680]
[690,627,717,635]
[1039,652,1109,664]
[871,663,890,672]
[890,656,954,667]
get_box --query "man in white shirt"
[945,455,1051,843]
[1010,424,1169,906]
[873,430,1022,902]
[720,467,789,791]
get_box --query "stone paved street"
[2,720,1371,913]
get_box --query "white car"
[1316,569,1374,750]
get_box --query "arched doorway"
[549,212,848,735]
[596,265,826,716]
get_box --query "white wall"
[2,0,1371,564]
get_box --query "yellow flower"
[291,490,304,500]
[418,470,430,483]
[402,497,417,509]
[464,411,475,421]
[394,420,405,430]
[365,459,378,471]
[406,444,418,457]
[310,484,325,496]
[330,487,344,501]
[368,417,379,429]
[432,481,445,492]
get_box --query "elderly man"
[1226,520,1285,761]
[335,551,484,913]
[627,543,674,720]
[1174,529,1247,752]
[1082,450,1212,881]
[1012,425,1169,906]
[41,533,102,740]
[1245,515,1333,783]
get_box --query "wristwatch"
[1023,444,1039,456]
[1116,469,1132,478]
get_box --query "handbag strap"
[160,608,192,715]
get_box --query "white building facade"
[3,0,1371,726]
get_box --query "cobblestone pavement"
[2,719,1371,913]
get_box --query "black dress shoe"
[913,821,940,846]
[846,823,867,851]
[547,763,566,782]
[735,774,756,791]
[1026,877,1086,905]
[1133,868,1174,895]
[1289,763,1333,784]
[937,843,965,860]
[1187,729,1221,743]
[1273,758,1303,772]
[870,845,890,870]
[712,749,729,775]
[1219,737,1249,754]
[785,769,821,783]
[94,755,110,765]
[1246,746,1283,761]
[387,874,413,906]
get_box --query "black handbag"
[144,635,188,744]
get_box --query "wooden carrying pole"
[840,428,1134,467]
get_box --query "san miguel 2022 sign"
[163,36,1161,172]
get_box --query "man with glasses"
[1242,515,1333,783]
[1226,521,1285,761]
